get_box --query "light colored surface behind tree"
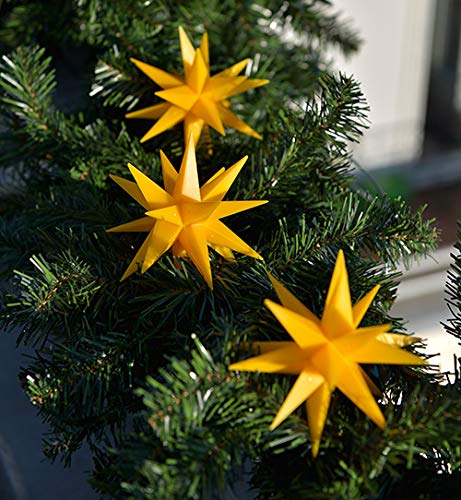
[392,245,461,375]
[333,0,436,168]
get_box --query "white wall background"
[332,0,436,169]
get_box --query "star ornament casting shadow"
[126,27,269,145]
[230,250,426,457]
[108,136,267,288]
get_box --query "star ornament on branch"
[230,250,426,457]
[126,27,269,145]
[108,136,267,288]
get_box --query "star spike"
[125,102,171,120]
[334,332,426,366]
[267,273,321,325]
[139,106,187,143]
[214,58,250,78]
[203,167,226,186]
[264,299,326,350]
[179,225,213,288]
[224,78,270,99]
[173,136,201,201]
[159,150,178,193]
[200,156,248,202]
[127,163,174,207]
[145,206,184,226]
[129,58,183,89]
[107,216,155,233]
[109,174,149,210]
[127,27,269,145]
[155,86,199,112]
[213,245,235,261]
[321,249,354,337]
[206,220,263,259]
[120,231,153,281]
[188,49,209,94]
[229,344,307,375]
[184,114,206,148]
[200,31,210,67]
[335,357,386,429]
[270,370,324,430]
[178,26,196,76]
[141,221,182,273]
[212,200,268,219]
[352,285,380,327]
[218,104,263,139]
[377,332,421,347]
[203,76,248,101]
[307,383,331,458]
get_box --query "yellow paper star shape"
[108,136,267,288]
[126,27,269,145]
[230,250,426,457]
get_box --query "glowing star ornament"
[229,250,426,457]
[126,27,269,145]
[108,136,267,288]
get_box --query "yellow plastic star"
[108,136,267,288]
[230,250,426,457]
[126,27,269,145]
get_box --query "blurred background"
[334,0,461,373]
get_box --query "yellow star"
[229,250,426,457]
[126,27,269,145]
[108,136,267,288]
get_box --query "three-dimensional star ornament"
[126,27,269,145]
[108,136,267,288]
[229,250,426,457]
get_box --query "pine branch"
[284,0,361,56]
[91,338,308,498]
[251,380,461,498]
[0,45,55,124]
[0,1,76,50]
[1,252,101,346]
[90,339,461,498]
[444,222,461,343]
[0,44,155,185]
[21,333,139,465]
[263,194,438,273]
[232,73,368,212]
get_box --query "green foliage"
[0,44,153,186]
[0,1,458,499]
[91,343,461,499]
[91,340,285,498]
[445,222,461,344]
[3,252,100,345]
[249,381,461,498]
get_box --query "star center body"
[148,201,218,227]
[294,332,353,388]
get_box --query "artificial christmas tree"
[1,1,461,498]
